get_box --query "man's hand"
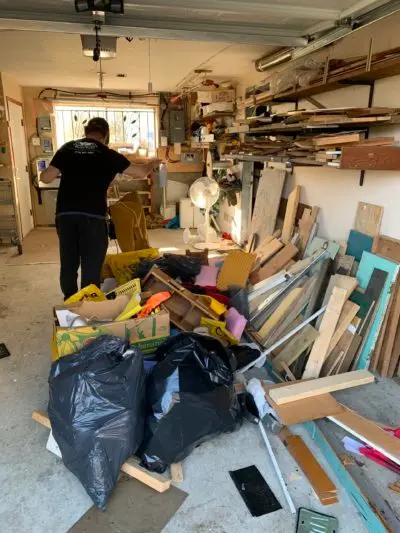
[40,165,60,184]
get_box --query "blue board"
[346,230,373,262]
[355,251,399,369]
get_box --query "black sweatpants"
[56,214,108,300]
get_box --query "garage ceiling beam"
[0,12,307,46]
[124,0,341,21]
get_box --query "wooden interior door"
[8,99,33,237]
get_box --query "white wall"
[234,14,400,242]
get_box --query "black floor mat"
[229,465,282,517]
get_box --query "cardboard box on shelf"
[52,309,170,360]
[203,102,234,116]
[197,89,235,104]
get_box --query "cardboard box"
[203,102,234,116]
[52,310,170,360]
[197,89,235,104]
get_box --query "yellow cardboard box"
[52,310,170,360]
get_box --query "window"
[54,105,156,154]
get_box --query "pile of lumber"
[245,170,400,380]
[225,107,400,168]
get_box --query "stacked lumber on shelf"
[246,193,400,380]
[224,104,400,169]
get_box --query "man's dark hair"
[84,117,110,139]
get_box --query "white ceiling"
[0,1,395,91]
[0,30,273,90]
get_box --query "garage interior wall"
[236,12,400,242]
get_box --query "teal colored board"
[304,421,389,533]
[355,251,399,369]
[346,230,373,262]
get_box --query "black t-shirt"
[50,138,130,217]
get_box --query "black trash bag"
[137,254,202,281]
[229,344,262,372]
[48,335,146,509]
[140,333,242,473]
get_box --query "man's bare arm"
[120,160,160,180]
[40,165,60,184]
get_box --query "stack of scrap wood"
[246,188,400,380]
[224,105,399,168]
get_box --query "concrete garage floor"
[0,229,399,533]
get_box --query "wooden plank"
[270,370,375,406]
[280,361,297,381]
[314,132,361,146]
[263,384,345,426]
[322,329,354,377]
[121,458,172,493]
[170,463,184,483]
[339,333,362,373]
[258,287,303,341]
[341,146,400,171]
[303,287,348,379]
[32,410,172,493]
[354,202,383,237]
[32,410,51,429]
[298,206,319,257]
[281,186,301,244]
[355,252,400,370]
[327,301,359,355]
[279,429,338,505]
[250,168,286,245]
[316,274,358,329]
[304,258,331,319]
[333,254,355,275]
[265,275,317,347]
[252,238,283,271]
[272,325,319,370]
[250,243,298,285]
[329,407,400,465]
[372,235,400,262]
[380,277,400,376]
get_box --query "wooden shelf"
[194,112,235,121]
[246,116,400,137]
[341,146,400,171]
[244,50,400,107]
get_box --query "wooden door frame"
[6,96,33,237]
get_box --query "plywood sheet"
[263,384,344,426]
[373,235,400,263]
[250,168,286,244]
[281,186,300,244]
[217,250,256,291]
[354,202,383,237]
[303,287,348,379]
[269,370,375,405]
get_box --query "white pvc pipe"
[258,421,296,514]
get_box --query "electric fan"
[189,176,220,250]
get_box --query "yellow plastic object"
[199,295,227,317]
[103,248,159,285]
[200,317,238,345]
[106,278,141,298]
[65,284,106,304]
[116,291,142,321]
